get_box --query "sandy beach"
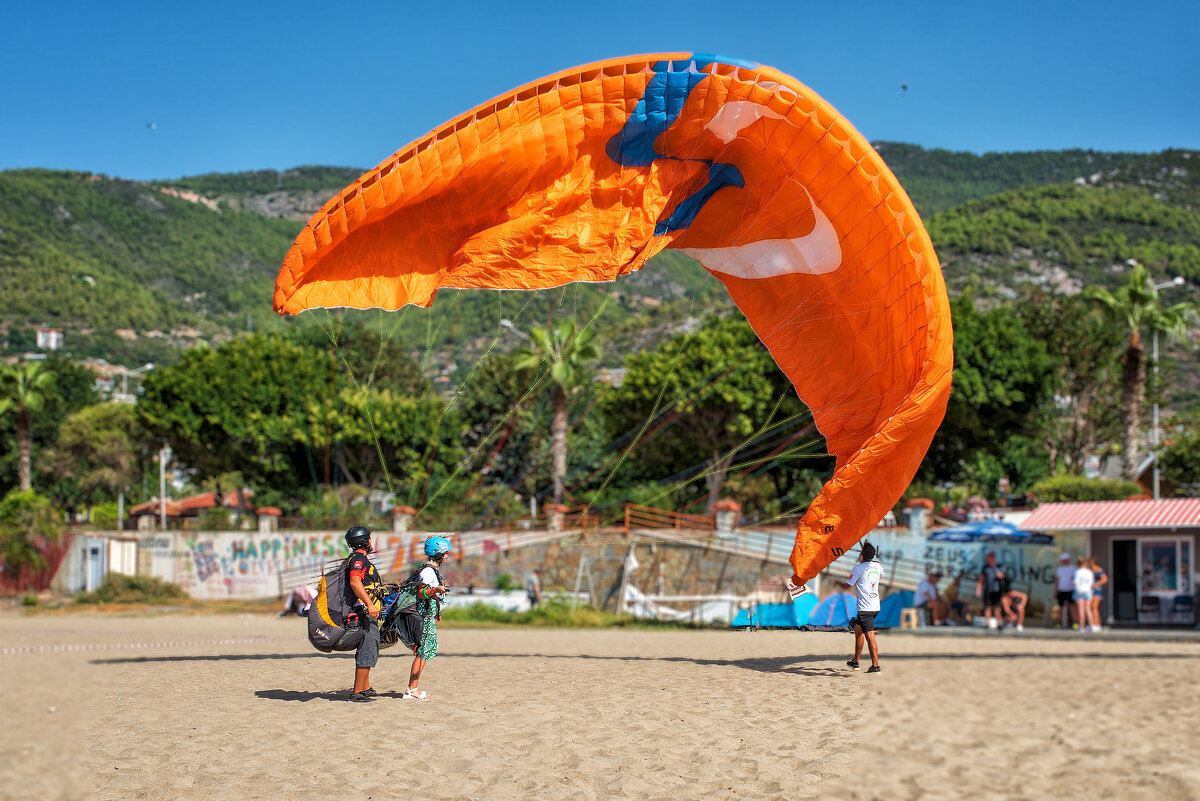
[1,612,1197,801]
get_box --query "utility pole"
[159,444,171,529]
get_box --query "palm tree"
[0,362,55,492]
[512,320,599,504]
[1084,265,1198,480]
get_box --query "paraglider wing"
[274,53,953,586]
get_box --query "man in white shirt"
[1053,553,1076,628]
[845,542,884,673]
[913,569,948,625]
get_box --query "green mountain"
[874,142,1140,215]
[1,145,1193,374]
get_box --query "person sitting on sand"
[1001,585,1027,631]
[845,542,883,674]
[279,584,316,617]
[404,537,451,701]
[944,572,970,624]
[913,569,949,625]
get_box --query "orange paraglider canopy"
[275,53,953,586]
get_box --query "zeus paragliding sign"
[273,53,954,588]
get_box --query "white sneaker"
[987,618,998,630]
[1015,624,1024,632]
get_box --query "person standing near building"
[1073,556,1096,633]
[845,542,883,673]
[975,551,1007,630]
[997,475,1011,507]
[1054,553,1076,628]
[526,568,543,609]
[1088,556,1108,632]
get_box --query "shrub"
[20,593,38,607]
[0,490,63,577]
[494,573,517,591]
[1029,475,1144,503]
[91,502,120,530]
[75,574,188,604]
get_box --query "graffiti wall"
[139,531,344,599]
[137,531,469,599]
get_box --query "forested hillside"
[1,146,1195,377]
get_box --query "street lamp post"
[159,444,172,530]
[120,362,155,403]
[116,363,153,529]
[1150,275,1185,500]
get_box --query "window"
[1139,540,1193,594]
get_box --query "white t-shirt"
[1073,566,1094,594]
[847,560,883,612]
[913,579,938,607]
[1056,564,1076,591]
[419,566,440,588]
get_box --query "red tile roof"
[1022,498,1200,531]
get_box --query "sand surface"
[0,612,1197,800]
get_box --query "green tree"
[1159,415,1200,491]
[50,402,145,512]
[922,294,1056,492]
[1084,264,1199,479]
[0,363,55,492]
[286,319,431,395]
[138,333,334,500]
[512,319,600,504]
[0,489,62,577]
[603,316,810,512]
[304,386,465,503]
[1015,289,1122,474]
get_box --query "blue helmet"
[424,536,452,557]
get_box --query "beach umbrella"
[927,519,1054,545]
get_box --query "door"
[85,541,105,592]
[1111,539,1137,622]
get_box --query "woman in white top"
[1072,557,1096,632]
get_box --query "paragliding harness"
[307,558,441,653]
[377,563,443,653]
[307,556,372,653]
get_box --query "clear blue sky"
[3,0,1197,180]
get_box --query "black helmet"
[345,526,372,551]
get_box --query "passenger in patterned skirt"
[403,536,451,701]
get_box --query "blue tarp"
[731,593,818,628]
[808,592,856,627]
[876,590,914,629]
[732,589,921,630]
[928,519,1054,545]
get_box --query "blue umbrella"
[928,519,1054,545]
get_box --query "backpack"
[307,558,367,653]
[378,563,442,652]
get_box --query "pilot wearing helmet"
[344,526,383,702]
[402,536,452,701]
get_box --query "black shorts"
[355,619,380,669]
[985,591,1003,607]
[1056,590,1074,606]
[852,611,877,633]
